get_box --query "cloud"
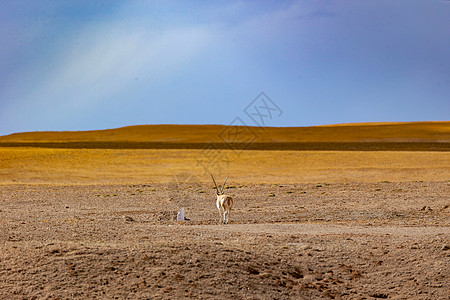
[15,18,212,115]
[0,1,216,134]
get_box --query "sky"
[0,0,449,135]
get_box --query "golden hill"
[0,122,449,151]
[1,122,449,184]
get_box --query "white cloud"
[21,16,213,114]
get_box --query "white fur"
[216,194,233,224]
[211,174,234,224]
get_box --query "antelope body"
[211,175,234,224]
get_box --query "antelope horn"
[221,175,229,194]
[211,174,219,192]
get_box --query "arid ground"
[0,122,449,299]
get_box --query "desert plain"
[0,122,449,299]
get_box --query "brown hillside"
[1,121,449,142]
[0,123,449,184]
[0,122,449,151]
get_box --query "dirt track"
[1,182,449,299]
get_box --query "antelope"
[211,174,234,224]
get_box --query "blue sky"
[0,0,449,135]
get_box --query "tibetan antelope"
[211,174,234,224]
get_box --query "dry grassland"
[0,122,449,184]
[0,148,449,184]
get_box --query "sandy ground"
[1,181,449,299]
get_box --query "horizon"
[1,1,449,136]
[2,120,450,137]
